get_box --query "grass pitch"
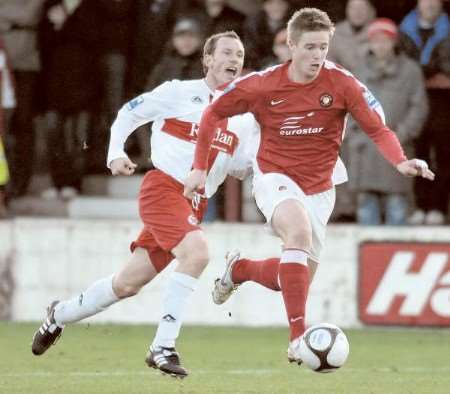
[0,323,449,394]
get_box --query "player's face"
[288,30,330,82]
[205,37,245,87]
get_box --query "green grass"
[0,323,449,394]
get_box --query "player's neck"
[287,62,320,84]
[204,73,219,92]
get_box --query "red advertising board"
[359,242,450,326]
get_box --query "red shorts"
[130,169,208,273]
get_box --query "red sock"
[279,250,309,341]
[231,258,281,291]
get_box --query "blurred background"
[0,0,449,329]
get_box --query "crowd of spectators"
[0,0,448,224]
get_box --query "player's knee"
[112,277,142,299]
[187,239,210,270]
[284,227,312,250]
[175,231,210,270]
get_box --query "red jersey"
[194,60,407,195]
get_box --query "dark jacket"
[38,0,101,113]
[146,48,203,90]
[243,9,292,70]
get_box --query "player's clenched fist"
[396,159,435,180]
[110,157,137,176]
[184,169,207,199]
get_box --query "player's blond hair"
[287,8,335,43]
[202,31,242,74]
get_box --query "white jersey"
[108,78,257,197]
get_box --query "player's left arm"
[227,116,260,180]
[345,78,434,181]
[185,75,262,197]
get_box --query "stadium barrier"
[1,218,449,327]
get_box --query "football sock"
[279,249,309,341]
[231,258,281,291]
[152,272,197,349]
[53,275,119,326]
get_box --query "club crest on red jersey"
[319,93,333,108]
[188,214,199,225]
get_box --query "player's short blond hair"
[287,8,335,43]
[202,31,242,74]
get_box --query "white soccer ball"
[299,323,349,373]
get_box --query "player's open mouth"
[225,67,238,77]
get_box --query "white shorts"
[252,173,336,262]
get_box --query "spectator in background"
[0,38,15,217]
[261,28,291,67]
[194,0,245,37]
[243,0,293,69]
[146,17,204,89]
[348,18,428,225]
[0,0,45,198]
[128,0,182,98]
[38,0,99,199]
[328,0,376,72]
[327,0,376,222]
[88,0,135,174]
[399,0,450,225]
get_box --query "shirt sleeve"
[107,80,178,167]
[345,77,407,166]
[227,116,260,180]
[193,73,262,170]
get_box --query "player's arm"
[345,79,434,180]
[184,75,261,197]
[108,81,177,175]
[227,117,260,181]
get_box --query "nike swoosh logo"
[290,316,304,323]
[271,99,285,105]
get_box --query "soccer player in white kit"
[31,31,257,378]
[185,8,435,364]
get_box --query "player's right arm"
[107,80,178,175]
[184,74,262,197]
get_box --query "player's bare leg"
[32,248,156,355]
[146,230,209,378]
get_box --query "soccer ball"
[299,323,349,373]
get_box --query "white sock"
[152,272,197,349]
[53,275,119,325]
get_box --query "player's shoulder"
[156,78,205,91]
[322,60,365,94]
[323,60,356,82]
[223,63,285,92]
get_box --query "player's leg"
[213,253,320,305]
[31,247,157,356]
[146,229,208,378]
[139,171,209,377]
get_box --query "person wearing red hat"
[347,17,429,225]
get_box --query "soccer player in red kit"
[184,8,435,363]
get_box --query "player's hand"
[396,159,435,181]
[109,157,137,176]
[184,169,207,199]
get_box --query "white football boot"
[287,337,303,365]
[212,250,241,305]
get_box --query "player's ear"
[203,53,213,70]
